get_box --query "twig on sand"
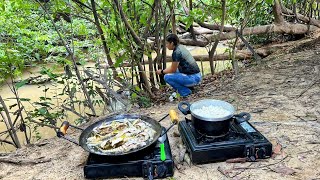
[0,156,51,165]
[234,156,289,170]
[217,165,246,178]
[195,165,209,180]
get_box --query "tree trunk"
[90,0,119,80]
[273,0,285,24]
[10,81,29,144]
[0,96,21,148]
[154,0,161,85]
[166,0,177,34]
[188,0,196,40]
[161,1,168,85]
[113,0,153,96]
[209,0,226,75]
[37,0,96,116]
[147,52,155,87]
[113,0,143,47]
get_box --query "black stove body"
[84,128,174,179]
[178,119,272,164]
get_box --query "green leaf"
[38,107,47,115]
[265,0,273,4]
[131,92,137,99]
[114,53,125,68]
[15,80,28,89]
[35,53,40,60]
[135,86,141,92]
[19,98,30,102]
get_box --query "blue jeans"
[164,72,202,97]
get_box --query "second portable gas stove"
[178,118,272,164]
[84,128,174,179]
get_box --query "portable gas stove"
[84,128,174,179]
[178,118,272,164]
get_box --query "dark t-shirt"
[172,45,200,75]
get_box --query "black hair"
[166,34,179,46]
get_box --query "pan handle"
[57,121,84,137]
[169,109,179,124]
[57,121,70,137]
[159,109,179,137]
[56,121,83,146]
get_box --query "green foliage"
[130,86,151,108]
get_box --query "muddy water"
[0,45,230,152]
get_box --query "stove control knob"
[156,164,167,178]
[256,147,266,159]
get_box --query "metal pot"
[178,99,251,136]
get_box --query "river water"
[0,45,231,152]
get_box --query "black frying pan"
[57,111,178,156]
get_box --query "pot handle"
[234,112,251,123]
[178,101,191,115]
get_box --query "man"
[156,34,202,97]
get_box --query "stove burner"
[84,127,174,179]
[179,120,272,164]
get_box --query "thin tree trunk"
[231,35,239,76]
[0,96,21,148]
[113,0,153,97]
[36,0,96,116]
[273,0,285,24]
[113,0,143,47]
[160,1,169,85]
[188,0,196,40]
[154,0,161,85]
[167,0,177,34]
[148,52,155,87]
[9,80,29,144]
[208,0,226,75]
[90,0,119,80]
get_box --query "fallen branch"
[306,141,320,144]
[234,155,289,170]
[281,5,320,28]
[179,22,319,47]
[0,157,51,165]
[197,22,236,32]
[297,78,320,98]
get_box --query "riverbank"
[0,36,319,179]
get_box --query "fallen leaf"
[297,155,306,162]
[273,141,282,155]
[270,164,296,175]
[226,157,247,163]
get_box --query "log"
[197,22,236,32]
[179,22,319,47]
[211,22,319,41]
[281,5,320,28]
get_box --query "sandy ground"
[0,38,319,180]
